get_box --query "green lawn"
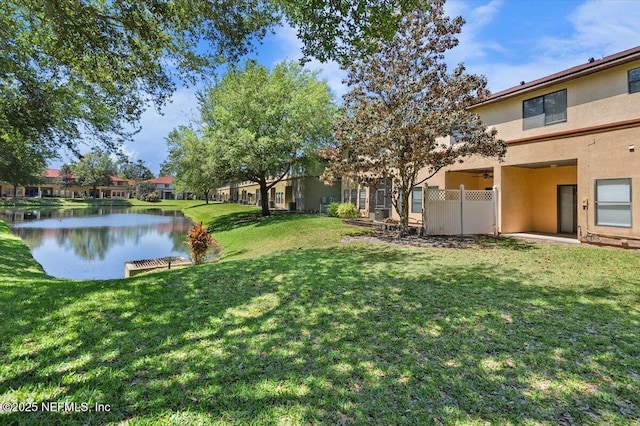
[1,203,639,425]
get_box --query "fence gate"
[423,185,497,235]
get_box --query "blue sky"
[54,0,640,175]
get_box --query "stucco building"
[137,176,176,200]
[215,164,341,212]
[346,45,640,246]
[1,169,134,199]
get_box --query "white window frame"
[595,178,632,228]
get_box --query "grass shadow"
[1,244,638,424]
[479,235,539,251]
[205,210,265,232]
[204,210,315,233]
[3,198,65,208]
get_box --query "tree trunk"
[259,183,270,216]
[399,189,411,238]
[204,190,210,204]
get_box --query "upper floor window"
[629,67,640,93]
[523,89,567,130]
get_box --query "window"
[595,178,631,227]
[275,192,284,204]
[375,187,387,208]
[343,190,350,203]
[411,187,423,213]
[450,114,479,144]
[450,130,463,145]
[629,67,640,94]
[359,189,367,210]
[523,89,567,130]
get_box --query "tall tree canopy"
[118,159,155,182]
[0,0,279,156]
[0,134,48,199]
[164,126,222,203]
[1,0,427,162]
[323,1,506,236]
[278,0,429,64]
[56,163,75,198]
[71,150,118,198]
[197,60,335,216]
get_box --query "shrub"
[326,202,340,217]
[136,182,160,202]
[337,202,360,219]
[142,192,160,202]
[186,222,217,265]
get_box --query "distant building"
[1,169,133,199]
[215,163,341,212]
[137,177,176,200]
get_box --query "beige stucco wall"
[530,166,577,233]
[578,127,640,239]
[292,177,340,211]
[475,59,640,142]
[372,57,640,241]
[433,123,639,238]
[495,165,577,234]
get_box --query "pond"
[3,208,194,280]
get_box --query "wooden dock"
[124,256,191,278]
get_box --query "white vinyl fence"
[423,185,498,235]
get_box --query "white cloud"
[450,0,640,92]
[127,85,201,173]
[535,0,640,60]
[446,0,505,65]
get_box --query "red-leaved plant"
[186,222,216,265]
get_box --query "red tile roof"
[45,169,78,179]
[44,169,60,178]
[45,169,132,185]
[142,176,174,185]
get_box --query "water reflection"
[5,208,193,280]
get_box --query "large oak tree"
[198,60,335,216]
[324,1,506,236]
[71,151,118,199]
[164,126,223,203]
[0,134,48,199]
[1,1,428,163]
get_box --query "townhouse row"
[1,170,176,200]
[343,45,640,246]
[217,45,640,246]
[214,164,341,212]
